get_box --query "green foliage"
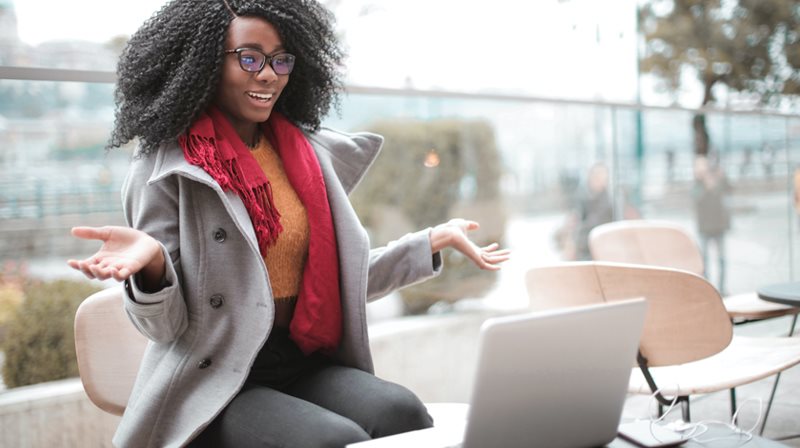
[641,0,800,105]
[0,262,28,344]
[1,279,101,388]
[353,119,506,314]
[640,0,800,155]
[0,284,24,327]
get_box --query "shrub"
[0,284,24,343]
[353,119,507,314]
[0,262,28,344]
[1,279,101,388]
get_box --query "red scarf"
[179,107,342,355]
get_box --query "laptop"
[348,297,648,448]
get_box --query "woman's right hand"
[67,226,165,286]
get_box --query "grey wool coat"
[114,128,443,448]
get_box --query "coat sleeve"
[366,228,443,302]
[120,154,188,343]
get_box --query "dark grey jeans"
[190,328,433,447]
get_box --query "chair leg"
[681,397,690,422]
[754,314,796,436]
[760,373,782,435]
[730,388,737,424]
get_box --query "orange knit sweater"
[250,138,309,326]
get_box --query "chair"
[588,219,800,328]
[525,262,800,431]
[588,219,800,432]
[74,287,461,430]
[74,287,148,416]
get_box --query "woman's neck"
[238,125,261,148]
[215,108,261,148]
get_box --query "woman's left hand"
[429,219,511,271]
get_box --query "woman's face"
[214,17,290,143]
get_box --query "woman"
[68,1,509,447]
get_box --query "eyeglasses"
[224,48,296,75]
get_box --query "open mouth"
[247,91,274,103]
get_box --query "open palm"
[67,226,162,282]
[432,219,511,271]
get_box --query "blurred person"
[761,143,775,179]
[692,154,731,294]
[553,162,614,260]
[665,147,675,184]
[740,146,753,178]
[573,162,613,260]
[66,1,509,447]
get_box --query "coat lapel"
[147,146,260,256]
[142,127,382,272]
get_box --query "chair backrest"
[74,287,148,416]
[525,262,732,367]
[588,220,704,276]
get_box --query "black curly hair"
[109,0,344,152]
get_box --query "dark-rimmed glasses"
[224,48,296,75]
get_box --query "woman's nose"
[255,63,278,83]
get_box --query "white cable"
[641,388,692,444]
[689,398,762,445]
[641,388,763,447]
[730,397,763,434]
[647,387,681,423]
[691,421,753,444]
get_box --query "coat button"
[198,358,212,369]
[209,294,224,309]
[212,228,227,242]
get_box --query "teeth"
[248,92,273,101]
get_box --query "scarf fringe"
[179,134,282,254]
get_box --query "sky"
[337,0,639,99]
[11,0,653,103]
[14,0,168,45]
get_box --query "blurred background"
[1,0,799,391]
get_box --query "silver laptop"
[349,297,647,448]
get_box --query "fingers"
[485,248,512,258]
[88,262,123,281]
[71,226,111,242]
[66,259,92,279]
[477,246,511,271]
[463,220,480,231]
[482,251,511,265]
[478,244,511,261]
[478,261,502,271]
[446,218,479,231]
[67,256,131,282]
[481,242,500,251]
[68,257,99,280]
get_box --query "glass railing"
[1,68,799,395]
[0,73,798,295]
[327,88,800,300]
[0,77,129,280]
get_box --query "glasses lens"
[270,54,295,75]
[238,50,265,72]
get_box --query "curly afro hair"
[109,0,344,152]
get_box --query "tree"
[640,0,800,156]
